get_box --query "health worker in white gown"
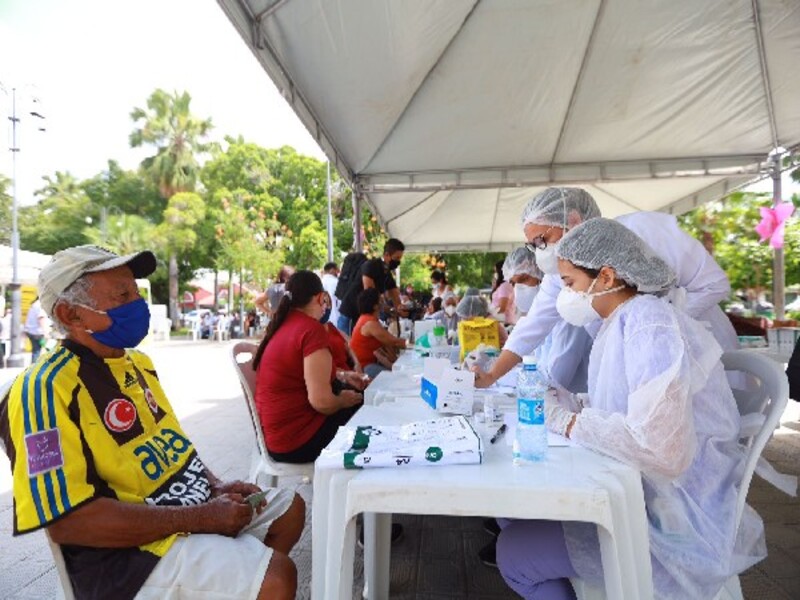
[473,187,740,393]
[495,218,765,600]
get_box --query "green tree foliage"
[211,189,283,287]
[155,192,206,256]
[130,89,213,323]
[129,90,214,199]
[395,251,506,295]
[82,160,164,222]
[84,213,157,257]
[0,175,11,246]
[678,190,800,294]
[19,171,92,254]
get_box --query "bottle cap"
[522,356,537,366]
[433,325,446,336]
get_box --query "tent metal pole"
[770,153,784,320]
[326,160,334,262]
[353,190,363,253]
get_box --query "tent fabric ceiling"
[217,0,800,251]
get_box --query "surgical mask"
[444,305,456,316]
[514,283,539,313]
[320,307,332,324]
[80,298,151,349]
[387,259,401,270]
[556,277,626,327]
[535,246,559,275]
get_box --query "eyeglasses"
[524,226,555,253]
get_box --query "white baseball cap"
[39,245,156,315]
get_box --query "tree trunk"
[169,253,179,329]
[213,270,219,309]
[228,270,234,315]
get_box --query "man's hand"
[470,366,496,389]
[211,479,261,498]
[202,494,254,537]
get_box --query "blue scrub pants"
[496,519,577,600]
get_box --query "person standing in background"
[23,297,47,363]
[490,260,516,324]
[256,266,295,319]
[321,262,341,330]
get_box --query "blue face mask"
[82,298,151,348]
[320,307,332,324]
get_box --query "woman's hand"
[470,366,497,388]
[340,370,369,391]
[339,389,363,408]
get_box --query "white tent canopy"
[0,245,51,287]
[217,0,800,251]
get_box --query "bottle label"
[518,398,544,425]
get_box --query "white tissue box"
[420,358,475,415]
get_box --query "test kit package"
[420,358,475,415]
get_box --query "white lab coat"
[563,295,765,599]
[506,212,740,392]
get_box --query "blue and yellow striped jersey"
[0,340,212,599]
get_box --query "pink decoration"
[755,202,795,249]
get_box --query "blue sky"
[0,0,323,205]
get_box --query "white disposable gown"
[564,295,765,599]
[506,211,740,392]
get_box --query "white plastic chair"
[230,342,314,488]
[573,349,790,600]
[212,318,230,342]
[189,319,201,341]
[0,380,75,599]
[46,531,76,600]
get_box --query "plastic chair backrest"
[0,379,13,455]
[231,341,269,459]
[721,350,789,528]
[46,531,76,600]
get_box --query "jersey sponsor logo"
[104,399,137,432]
[145,454,212,506]
[123,372,137,388]
[24,428,64,477]
[134,427,193,480]
[144,388,159,413]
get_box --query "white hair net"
[456,294,489,318]
[557,218,677,294]
[463,287,481,297]
[502,247,543,281]
[520,187,601,229]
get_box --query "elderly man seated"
[0,245,304,600]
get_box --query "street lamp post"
[4,85,45,368]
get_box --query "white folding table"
[311,399,653,599]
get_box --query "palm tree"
[130,89,213,326]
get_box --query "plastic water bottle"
[430,325,450,359]
[513,356,547,464]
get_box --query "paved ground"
[0,339,798,599]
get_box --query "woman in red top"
[350,288,408,379]
[254,271,366,463]
[321,292,362,373]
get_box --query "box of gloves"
[420,358,475,415]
